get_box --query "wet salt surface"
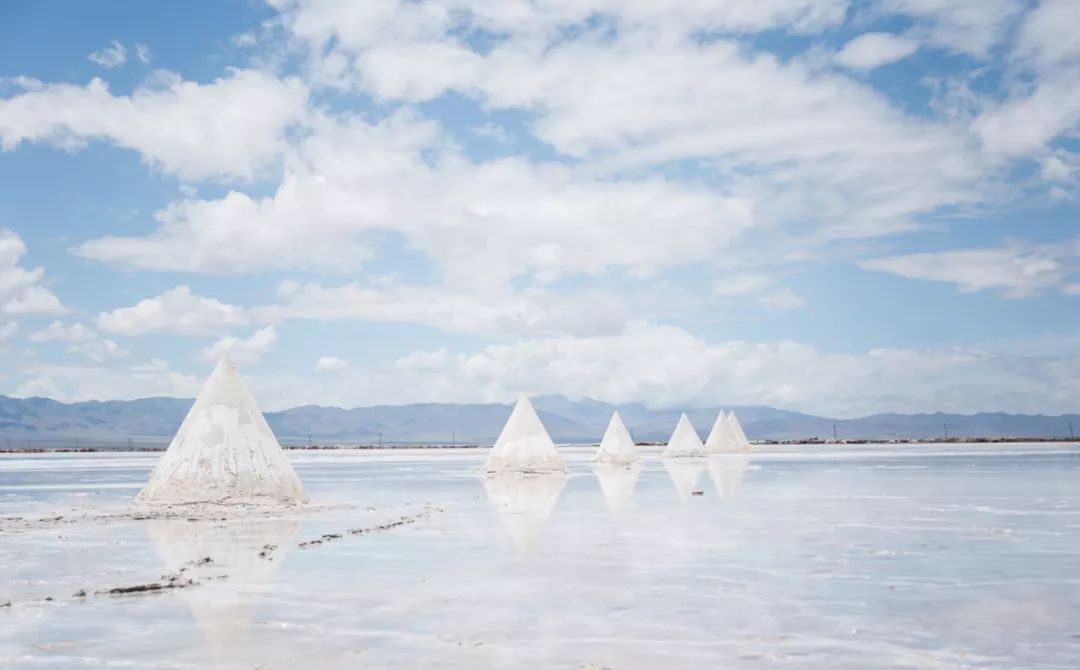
[2,444,1079,668]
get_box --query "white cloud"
[236,322,1080,417]
[835,32,918,70]
[135,43,151,65]
[67,338,129,363]
[314,356,349,373]
[0,69,308,180]
[859,239,1080,298]
[712,273,804,311]
[88,40,127,69]
[879,0,1023,58]
[0,229,65,316]
[256,280,632,338]
[30,320,96,343]
[272,3,989,250]
[97,286,248,335]
[973,0,1080,158]
[199,326,277,364]
[77,112,755,280]
[759,288,806,311]
[14,359,200,402]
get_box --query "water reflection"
[707,454,751,497]
[592,463,642,515]
[146,516,300,647]
[482,473,567,550]
[662,458,706,501]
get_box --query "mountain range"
[0,394,1076,447]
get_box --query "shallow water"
[2,444,1079,668]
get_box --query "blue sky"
[0,0,1078,417]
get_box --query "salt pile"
[135,355,309,506]
[704,409,731,453]
[592,410,640,466]
[483,395,566,474]
[661,412,705,458]
[725,411,752,452]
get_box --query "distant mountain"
[0,394,1076,448]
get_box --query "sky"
[0,0,1078,418]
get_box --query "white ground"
[2,444,1080,668]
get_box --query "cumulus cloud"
[314,356,349,373]
[0,229,65,316]
[835,32,918,70]
[96,286,248,335]
[256,279,633,339]
[199,326,277,364]
[0,69,308,180]
[859,239,1080,298]
[14,359,200,402]
[88,40,127,68]
[238,322,1080,417]
[973,0,1080,158]
[77,112,755,280]
[66,338,129,364]
[30,321,96,343]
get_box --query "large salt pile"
[661,412,705,458]
[484,395,566,474]
[725,411,752,452]
[593,410,640,466]
[704,409,731,454]
[135,354,308,506]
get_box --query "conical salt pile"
[704,409,731,453]
[662,412,705,458]
[135,355,308,505]
[726,411,752,452]
[484,395,566,474]
[593,410,640,465]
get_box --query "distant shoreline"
[1,436,1078,454]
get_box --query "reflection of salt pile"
[484,396,566,474]
[663,459,705,501]
[593,464,641,515]
[593,411,640,466]
[661,412,705,458]
[136,355,308,506]
[483,474,567,550]
[725,411,752,452]
[707,454,751,496]
[146,516,300,647]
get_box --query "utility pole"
[832,424,838,443]
[378,432,382,449]
[1070,421,1075,440]
[452,431,455,448]
[944,423,949,441]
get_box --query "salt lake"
[2,444,1078,668]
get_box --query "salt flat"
[1,444,1079,668]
